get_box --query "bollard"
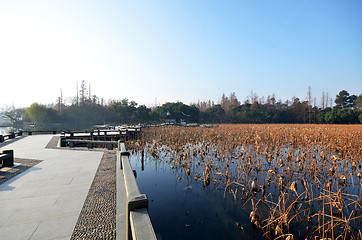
[2,150,14,167]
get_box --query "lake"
[127,125,362,240]
[129,150,262,240]
[0,126,13,135]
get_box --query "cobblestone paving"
[0,158,42,185]
[45,135,60,148]
[71,151,116,240]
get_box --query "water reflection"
[129,141,362,240]
[130,151,262,240]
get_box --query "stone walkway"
[0,135,104,240]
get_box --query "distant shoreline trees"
[196,90,361,124]
[2,85,361,129]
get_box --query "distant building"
[162,112,190,124]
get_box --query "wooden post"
[141,149,145,171]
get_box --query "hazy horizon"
[1,1,361,108]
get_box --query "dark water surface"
[128,136,362,239]
[129,152,262,240]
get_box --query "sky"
[0,0,361,109]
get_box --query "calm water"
[129,151,262,240]
[129,144,361,240]
[0,126,13,135]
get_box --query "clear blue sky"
[1,0,361,108]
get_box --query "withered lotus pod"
[251,180,258,192]
[329,166,335,175]
[278,176,285,190]
[290,181,298,194]
[339,174,347,181]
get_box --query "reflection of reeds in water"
[126,124,362,240]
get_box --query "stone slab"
[0,135,103,240]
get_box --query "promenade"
[0,135,104,240]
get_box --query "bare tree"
[220,93,229,112]
[79,80,88,105]
[307,86,312,123]
[229,92,240,109]
[321,92,325,109]
[271,94,276,105]
[56,89,63,112]
[326,92,329,108]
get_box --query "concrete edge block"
[130,208,157,240]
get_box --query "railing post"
[60,136,66,147]
[127,194,148,239]
[107,143,113,150]
[120,151,130,171]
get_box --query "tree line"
[196,90,361,124]
[3,88,362,130]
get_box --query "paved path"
[0,135,103,240]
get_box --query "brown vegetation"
[127,124,362,240]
